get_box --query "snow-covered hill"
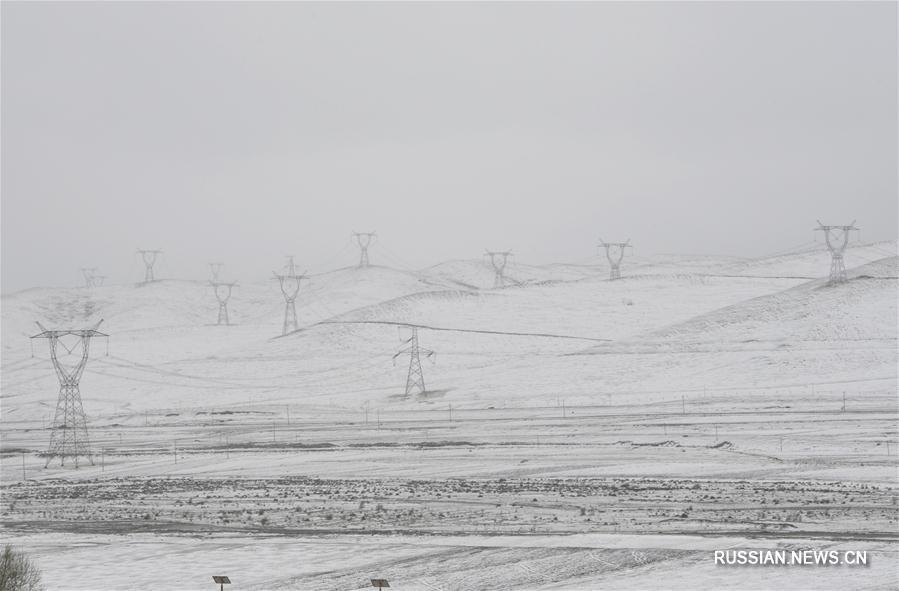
[2,242,895,422]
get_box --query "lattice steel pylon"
[80,267,105,288]
[209,262,224,282]
[31,320,108,468]
[815,220,858,284]
[353,232,376,268]
[137,249,162,284]
[210,281,237,325]
[274,258,306,335]
[485,250,512,288]
[393,327,435,396]
[598,238,632,280]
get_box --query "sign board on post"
[212,575,231,591]
[371,579,390,589]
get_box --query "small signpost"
[212,575,231,591]
[371,578,390,589]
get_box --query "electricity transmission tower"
[274,257,306,335]
[80,268,105,288]
[815,220,859,284]
[137,249,162,284]
[31,320,108,468]
[209,262,224,282]
[485,250,513,288]
[598,238,632,280]
[284,255,299,276]
[210,281,237,325]
[353,232,376,268]
[393,327,435,396]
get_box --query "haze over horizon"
[2,1,896,293]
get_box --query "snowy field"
[1,241,897,590]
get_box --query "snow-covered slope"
[419,259,596,290]
[703,240,896,278]
[331,275,803,341]
[2,244,896,423]
[626,256,898,347]
[1,266,455,355]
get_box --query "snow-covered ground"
[1,241,897,590]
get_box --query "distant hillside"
[2,245,895,421]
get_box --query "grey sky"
[2,1,896,292]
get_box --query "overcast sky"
[2,1,896,292]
